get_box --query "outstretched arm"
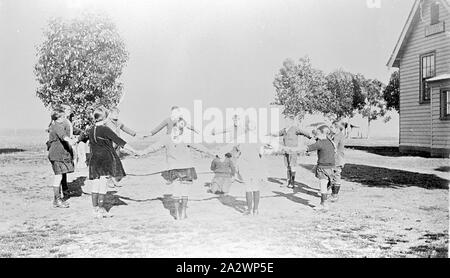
[188,144,217,158]
[296,127,312,139]
[140,142,166,156]
[119,122,137,137]
[212,125,233,136]
[267,128,285,137]
[145,119,169,137]
[280,145,308,155]
[186,124,200,135]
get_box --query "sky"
[0,0,414,131]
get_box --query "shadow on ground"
[300,164,449,190]
[435,166,450,173]
[271,191,315,208]
[346,146,434,158]
[65,177,86,199]
[104,191,128,212]
[267,177,319,198]
[159,194,178,220]
[0,148,25,155]
[218,195,247,213]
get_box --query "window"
[441,89,450,120]
[431,2,440,25]
[420,53,435,102]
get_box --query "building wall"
[399,0,450,151]
[431,80,450,156]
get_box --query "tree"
[321,69,355,120]
[35,14,129,128]
[272,57,327,119]
[352,73,366,111]
[359,78,389,138]
[383,70,400,112]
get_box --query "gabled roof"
[387,0,450,68]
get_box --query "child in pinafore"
[141,115,214,220]
[79,107,139,218]
[47,107,77,208]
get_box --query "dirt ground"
[0,135,448,258]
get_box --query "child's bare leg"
[330,167,342,202]
[315,179,329,211]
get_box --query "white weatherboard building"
[387,0,450,157]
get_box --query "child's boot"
[289,172,296,188]
[286,169,292,187]
[315,194,329,211]
[53,186,69,208]
[330,186,340,202]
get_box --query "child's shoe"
[253,209,259,216]
[329,194,339,203]
[314,203,329,212]
[99,207,113,218]
[53,198,69,208]
[243,210,253,216]
[93,207,101,218]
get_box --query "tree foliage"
[351,73,366,111]
[383,70,400,112]
[321,69,355,120]
[35,14,129,128]
[273,57,392,129]
[272,57,327,119]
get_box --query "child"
[79,107,139,218]
[330,121,346,202]
[283,125,336,211]
[209,153,236,195]
[104,107,141,188]
[105,107,141,151]
[141,116,214,220]
[47,104,83,197]
[46,108,77,208]
[307,125,336,211]
[269,117,312,188]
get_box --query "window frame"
[419,51,436,104]
[440,88,450,121]
[430,2,440,25]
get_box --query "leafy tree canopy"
[35,13,129,128]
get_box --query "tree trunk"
[367,118,371,139]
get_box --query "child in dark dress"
[79,107,139,218]
[47,108,77,208]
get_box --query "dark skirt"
[161,168,197,183]
[88,149,126,180]
[50,159,75,175]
